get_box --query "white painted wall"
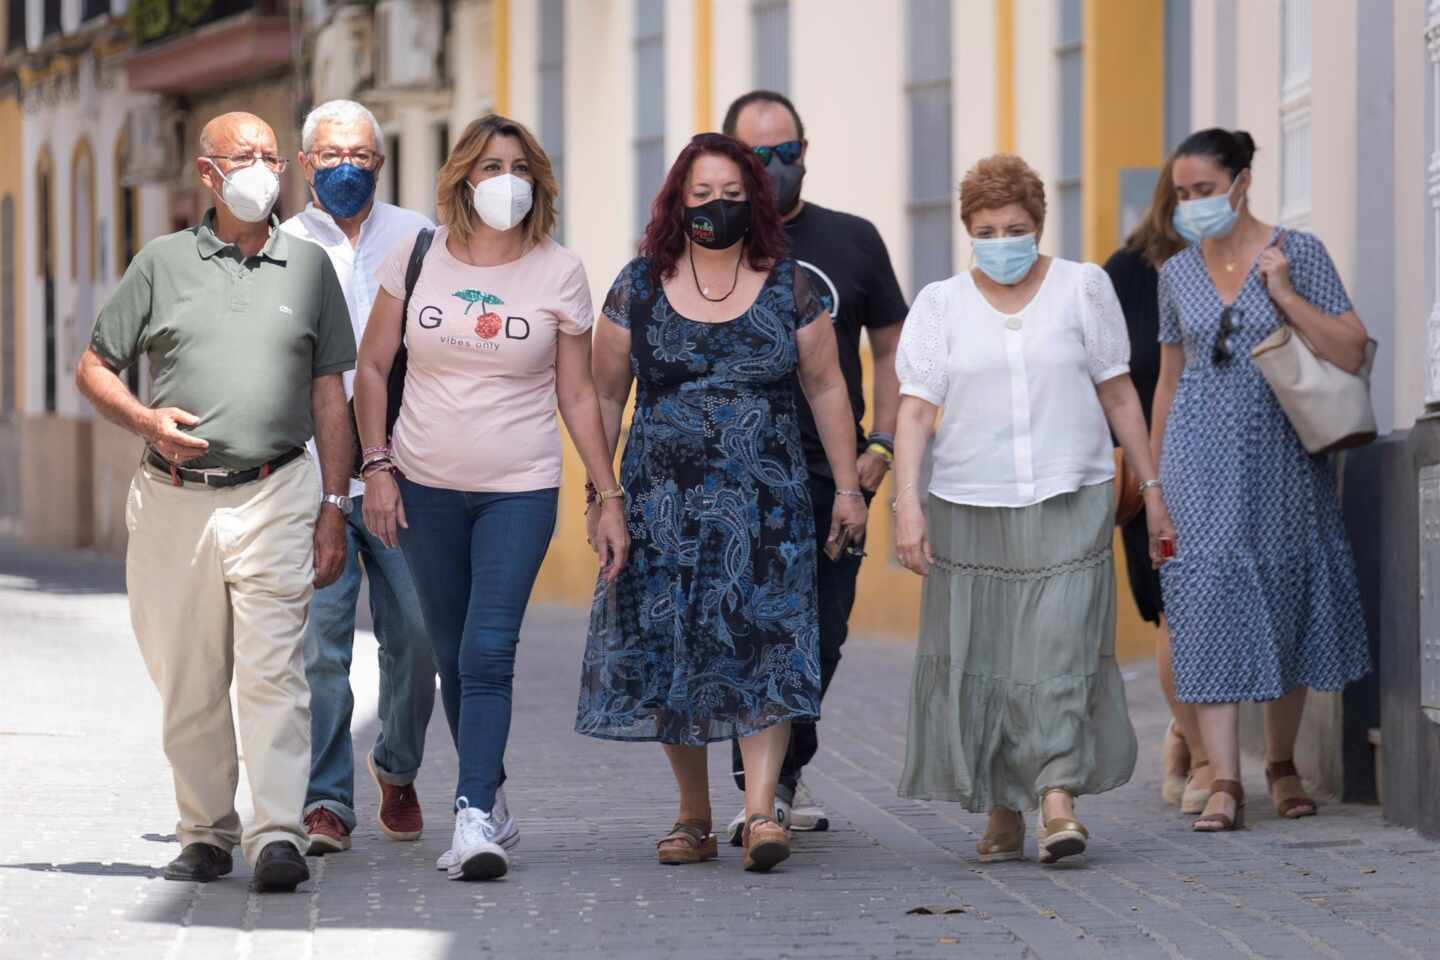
[789,0,909,287]
[710,0,753,127]
[1395,0,1430,428]
[563,0,636,307]
[1013,0,1059,257]
[953,0,997,271]
[20,64,167,418]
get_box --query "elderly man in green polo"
[75,111,356,893]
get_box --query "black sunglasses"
[1213,306,1240,364]
[752,140,804,166]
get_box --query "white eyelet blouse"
[895,258,1131,508]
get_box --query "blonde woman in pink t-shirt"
[353,115,628,882]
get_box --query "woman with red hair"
[577,133,868,873]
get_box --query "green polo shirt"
[91,209,356,470]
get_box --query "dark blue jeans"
[304,495,435,830]
[396,479,558,812]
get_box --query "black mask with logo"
[685,198,752,250]
[764,155,805,215]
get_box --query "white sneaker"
[789,782,830,832]
[725,793,793,847]
[436,787,520,872]
[445,797,510,881]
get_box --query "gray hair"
[302,100,384,152]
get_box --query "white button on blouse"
[895,258,1131,508]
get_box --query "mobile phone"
[1158,537,1177,560]
[825,527,854,562]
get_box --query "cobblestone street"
[2,538,1438,959]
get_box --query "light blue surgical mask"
[972,234,1039,285]
[1172,180,1241,242]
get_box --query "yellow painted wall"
[1081,0,1165,263]
[0,91,23,408]
[1083,0,1166,663]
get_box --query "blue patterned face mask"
[312,162,377,219]
[972,234,1039,285]
[1173,181,1240,243]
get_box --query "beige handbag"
[1250,323,1378,455]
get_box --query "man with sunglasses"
[279,100,437,859]
[722,91,908,842]
[76,112,357,891]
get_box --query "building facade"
[4,0,1434,829]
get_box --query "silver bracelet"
[1137,479,1163,495]
[835,488,866,499]
[890,481,917,512]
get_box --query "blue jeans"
[304,495,436,831]
[396,479,558,812]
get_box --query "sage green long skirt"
[898,482,1137,812]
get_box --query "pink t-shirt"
[377,226,594,492]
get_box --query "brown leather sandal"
[742,814,791,872]
[1266,759,1318,819]
[657,820,718,865]
[1192,779,1245,832]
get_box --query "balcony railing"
[128,0,277,47]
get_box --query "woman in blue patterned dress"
[1151,129,1372,832]
[578,133,869,872]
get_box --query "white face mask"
[207,159,280,223]
[471,173,534,232]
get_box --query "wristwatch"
[323,494,354,516]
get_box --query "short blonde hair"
[436,115,558,247]
[960,153,1047,233]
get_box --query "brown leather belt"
[145,447,304,488]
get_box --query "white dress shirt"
[895,258,1130,508]
[281,200,434,497]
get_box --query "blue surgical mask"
[972,234,1039,285]
[1172,182,1240,243]
[312,162,377,219]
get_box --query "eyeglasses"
[752,140,803,166]
[311,148,381,170]
[207,153,288,173]
[1213,305,1240,364]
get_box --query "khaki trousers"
[125,455,319,865]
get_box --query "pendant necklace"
[690,242,743,303]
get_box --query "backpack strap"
[401,228,435,334]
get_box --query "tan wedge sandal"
[1181,759,1213,815]
[1162,721,1191,807]
[1036,790,1088,865]
[742,814,791,872]
[977,818,1026,863]
[657,820,718,865]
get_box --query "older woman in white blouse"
[892,154,1177,866]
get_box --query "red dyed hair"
[639,132,789,279]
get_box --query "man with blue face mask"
[280,100,437,857]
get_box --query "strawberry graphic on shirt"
[453,289,505,339]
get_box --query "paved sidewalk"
[1,539,1438,959]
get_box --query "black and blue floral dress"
[575,257,825,745]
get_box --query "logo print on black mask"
[690,216,716,245]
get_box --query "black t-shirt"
[787,202,908,477]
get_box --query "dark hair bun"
[1230,130,1258,169]
[1175,127,1258,178]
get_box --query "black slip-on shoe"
[253,841,309,892]
[163,842,234,882]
